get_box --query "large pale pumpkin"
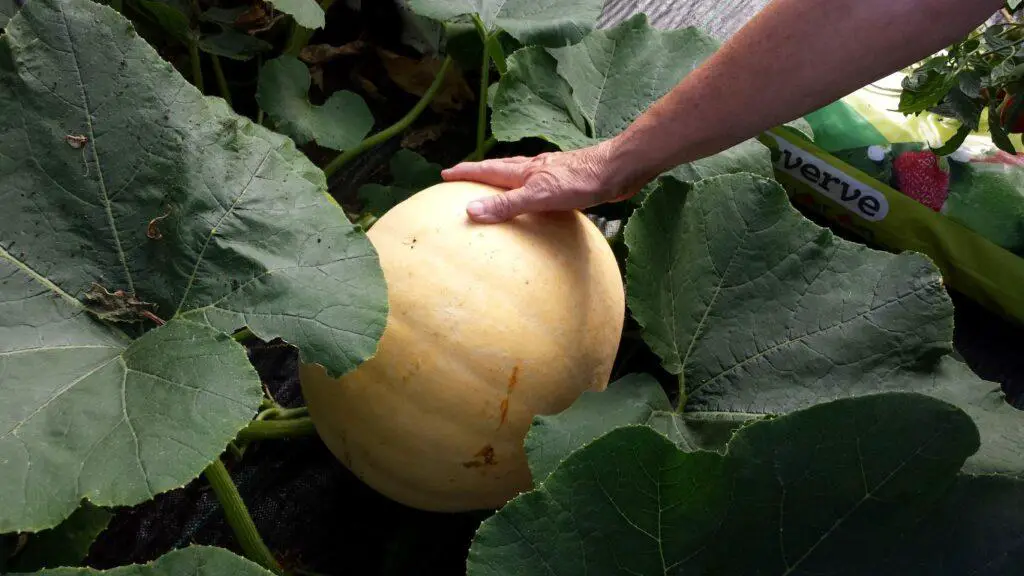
[299,181,625,512]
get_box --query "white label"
[767,132,890,222]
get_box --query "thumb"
[466,187,537,223]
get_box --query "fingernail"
[467,201,486,216]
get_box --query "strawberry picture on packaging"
[827,143,1024,257]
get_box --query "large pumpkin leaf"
[265,0,323,30]
[13,545,275,575]
[256,55,375,151]
[624,173,1024,476]
[406,0,605,47]
[0,0,386,533]
[357,149,442,217]
[470,393,1024,575]
[197,29,273,61]
[0,259,260,532]
[0,0,387,378]
[491,14,772,183]
[7,502,111,572]
[524,373,740,485]
[1,0,17,27]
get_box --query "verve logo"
[768,133,890,223]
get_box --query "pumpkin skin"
[299,181,625,512]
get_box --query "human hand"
[441,140,647,223]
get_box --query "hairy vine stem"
[203,458,283,574]
[256,405,309,421]
[471,14,491,161]
[188,41,204,92]
[284,0,339,56]
[323,55,455,177]
[210,54,232,106]
[237,416,317,442]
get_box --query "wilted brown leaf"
[376,48,474,113]
[300,40,367,65]
[401,123,445,148]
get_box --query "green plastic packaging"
[758,73,1024,324]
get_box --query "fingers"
[441,157,530,189]
[467,185,557,223]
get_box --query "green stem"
[210,54,232,106]
[256,406,309,421]
[256,55,266,125]
[188,40,204,92]
[463,137,496,163]
[323,55,454,177]
[675,373,687,413]
[354,213,378,230]
[284,0,338,56]
[471,15,491,161]
[485,34,508,76]
[237,417,317,442]
[203,459,283,574]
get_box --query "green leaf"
[784,117,815,141]
[0,266,260,532]
[265,0,323,30]
[357,150,442,216]
[524,373,741,485]
[194,6,273,60]
[198,29,273,61]
[931,86,982,130]
[898,66,958,115]
[8,502,111,571]
[0,0,388,532]
[884,474,1024,573]
[256,55,375,151]
[14,544,275,575]
[958,69,983,99]
[470,393,1013,575]
[984,24,1016,54]
[989,99,1018,154]
[624,173,1024,476]
[125,0,194,45]
[492,14,772,184]
[931,122,972,156]
[1,0,17,27]
[1,0,388,380]
[407,0,605,47]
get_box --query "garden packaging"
[760,71,1024,324]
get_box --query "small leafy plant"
[898,2,1024,155]
[1,0,1022,574]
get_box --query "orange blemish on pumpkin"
[462,444,497,468]
[498,365,519,427]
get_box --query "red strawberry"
[892,150,950,212]
[998,94,1024,133]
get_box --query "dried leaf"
[376,48,473,112]
[300,40,366,65]
[400,123,445,148]
[81,283,158,324]
[309,65,324,91]
[64,134,87,148]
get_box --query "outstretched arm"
[445,0,1005,223]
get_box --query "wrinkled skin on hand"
[442,141,645,223]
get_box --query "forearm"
[610,0,1003,183]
